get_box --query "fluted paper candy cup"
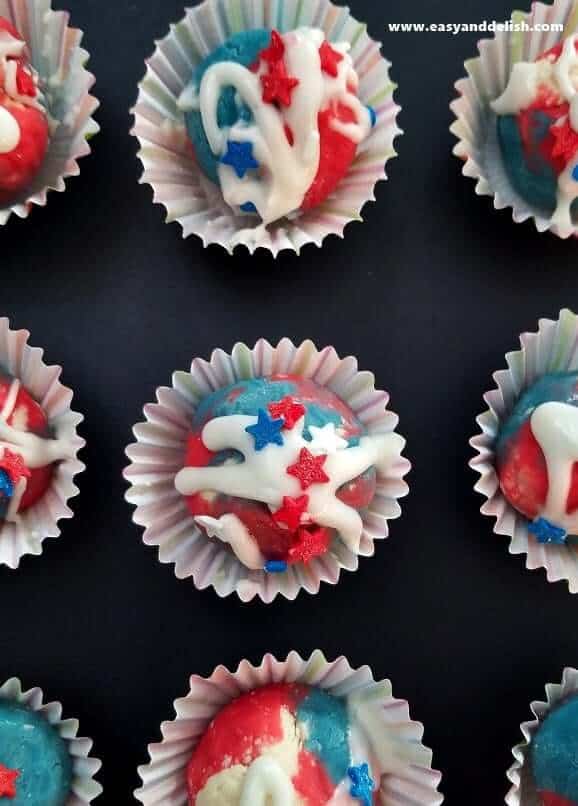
[506,667,578,804]
[450,0,578,238]
[0,317,85,569]
[135,650,443,805]
[124,338,410,603]
[131,0,401,256]
[0,0,99,226]
[470,309,578,591]
[0,677,102,803]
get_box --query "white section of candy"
[194,513,265,570]
[239,757,294,806]
[175,413,404,554]
[193,28,371,224]
[0,30,44,113]
[531,400,578,534]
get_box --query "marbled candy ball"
[531,696,578,806]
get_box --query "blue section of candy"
[296,687,351,785]
[531,696,578,802]
[184,30,271,185]
[0,701,72,806]
[496,371,578,460]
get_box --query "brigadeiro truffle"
[132,0,400,255]
[451,0,578,237]
[471,309,578,591]
[135,651,443,805]
[125,339,410,602]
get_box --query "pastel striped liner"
[450,0,578,238]
[0,677,102,804]
[0,318,85,569]
[506,667,578,804]
[135,650,443,805]
[470,309,578,593]
[131,0,401,256]
[124,338,411,604]
[0,0,99,226]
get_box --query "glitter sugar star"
[348,763,374,806]
[0,449,31,484]
[245,409,285,452]
[273,494,309,530]
[287,447,330,490]
[528,517,567,545]
[260,30,285,64]
[319,40,344,77]
[288,525,330,564]
[261,61,299,107]
[550,118,578,163]
[0,763,19,798]
[268,396,306,430]
[220,140,259,179]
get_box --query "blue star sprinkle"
[220,140,259,179]
[367,106,377,128]
[265,560,288,573]
[245,409,285,451]
[0,469,13,500]
[528,517,567,545]
[348,763,374,806]
[240,202,257,214]
[573,164,578,182]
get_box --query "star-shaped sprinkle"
[550,118,578,164]
[265,559,287,573]
[0,763,19,798]
[348,763,374,806]
[367,105,377,128]
[288,525,330,564]
[308,423,348,455]
[260,30,285,64]
[240,202,257,214]
[245,409,285,451]
[0,449,30,484]
[261,61,299,107]
[573,164,578,182]
[220,140,259,179]
[319,40,344,77]
[0,470,14,501]
[268,396,306,430]
[15,63,36,97]
[287,448,330,490]
[528,517,567,545]
[273,495,310,530]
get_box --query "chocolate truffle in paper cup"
[135,650,443,805]
[131,0,400,255]
[0,677,102,803]
[124,339,410,603]
[0,0,99,225]
[506,667,578,805]
[0,318,84,569]
[450,0,578,237]
[470,309,578,591]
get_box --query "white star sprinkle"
[308,423,348,456]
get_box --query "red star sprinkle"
[0,763,19,798]
[273,494,310,530]
[15,62,36,97]
[288,525,331,564]
[287,448,330,490]
[260,30,285,64]
[261,61,299,107]
[1,449,31,484]
[319,40,344,78]
[550,118,578,163]
[268,396,306,429]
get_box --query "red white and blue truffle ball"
[531,695,578,806]
[178,28,376,226]
[186,683,378,805]
[174,376,404,573]
[0,17,49,203]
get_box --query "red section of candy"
[539,792,578,806]
[497,420,548,521]
[293,749,336,804]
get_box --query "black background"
[1,0,577,803]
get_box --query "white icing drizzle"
[239,757,294,806]
[0,378,19,420]
[530,401,578,534]
[181,28,371,225]
[195,513,265,570]
[491,33,578,234]
[0,30,44,113]
[175,414,404,555]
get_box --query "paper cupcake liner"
[124,338,410,603]
[506,666,578,804]
[470,308,578,591]
[0,317,85,569]
[135,649,443,805]
[450,0,578,238]
[0,677,102,803]
[0,0,99,226]
[131,0,401,256]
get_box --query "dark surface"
[1,0,577,803]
